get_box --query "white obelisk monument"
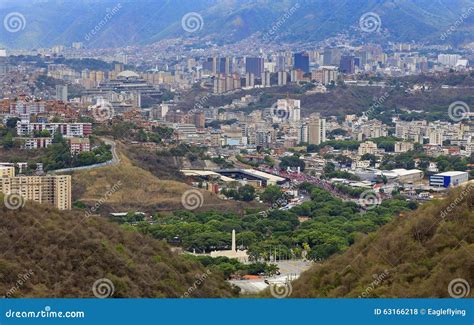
[232,229,236,252]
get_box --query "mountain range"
[1,0,474,49]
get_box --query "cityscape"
[0,0,472,318]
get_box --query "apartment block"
[0,175,72,210]
[16,121,92,138]
[0,166,15,178]
[69,137,91,155]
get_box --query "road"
[228,260,313,294]
[49,138,120,174]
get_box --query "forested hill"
[0,196,235,298]
[2,0,473,49]
[290,184,474,298]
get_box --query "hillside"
[290,185,474,298]
[72,142,256,214]
[0,197,235,298]
[2,0,473,49]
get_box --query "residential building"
[307,114,326,145]
[0,175,72,210]
[69,137,91,155]
[358,141,378,156]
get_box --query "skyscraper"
[340,55,355,74]
[308,114,326,145]
[55,85,68,102]
[245,57,264,76]
[293,52,310,73]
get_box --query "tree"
[361,153,377,166]
[280,155,305,171]
[2,132,14,149]
[238,185,256,202]
[6,117,20,129]
[260,185,284,204]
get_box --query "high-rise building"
[245,73,255,87]
[0,175,72,210]
[245,57,264,76]
[307,114,326,145]
[278,71,287,85]
[275,99,301,123]
[339,55,355,74]
[293,52,310,73]
[321,66,338,85]
[323,48,341,65]
[55,85,68,102]
[261,71,271,87]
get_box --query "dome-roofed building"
[117,70,140,79]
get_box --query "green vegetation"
[260,185,284,204]
[123,184,415,262]
[290,186,474,297]
[0,197,235,298]
[221,184,256,202]
[185,255,279,279]
[279,155,305,171]
[40,134,112,171]
[323,162,361,180]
